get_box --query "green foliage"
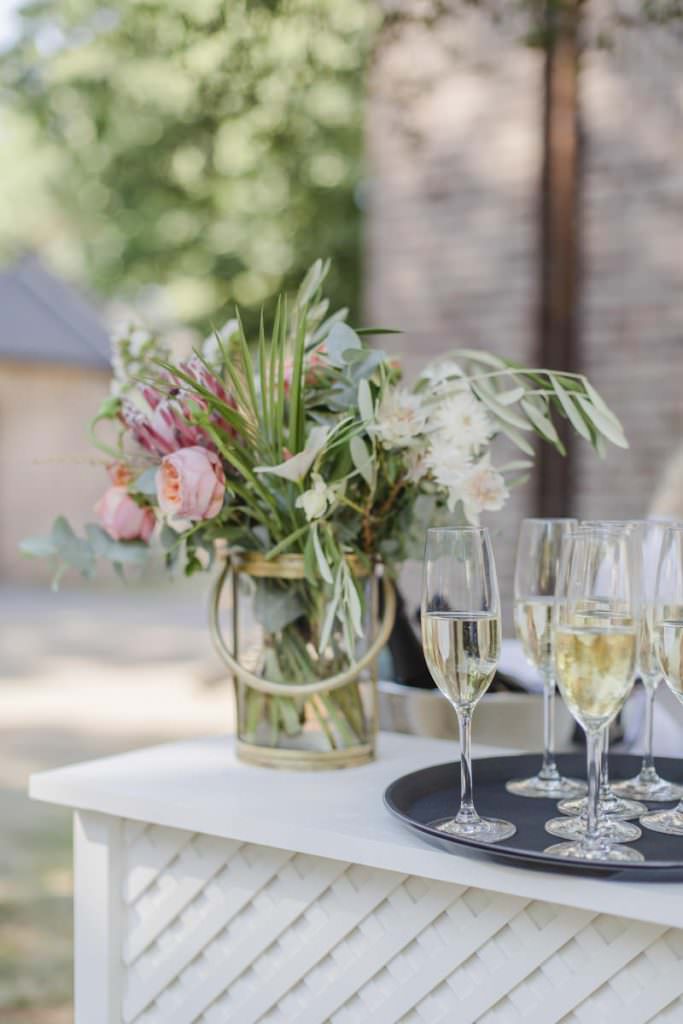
[0,0,378,330]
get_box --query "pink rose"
[95,487,156,542]
[107,462,133,487]
[156,446,225,521]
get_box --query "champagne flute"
[545,528,643,863]
[613,520,683,801]
[641,525,683,836]
[506,518,586,799]
[557,520,646,822]
[422,527,516,843]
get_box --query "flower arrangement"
[24,259,627,758]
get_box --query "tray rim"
[384,752,683,878]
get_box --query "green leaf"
[355,327,402,335]
[319,566,344,653]
[20,535,57,558]
[357,379,374,423]
[131,467,158,496]
[521,397,563,449]
[550,376,592,441]
[349,435,374,486]
[325,323,362,367]
[253,580,305,633]
[471,382,531,431]
[50,517,96,577]
[576,395,628,449]
[312,525,333,584]
[85,524,150,564]
[495,422,536,456]
[160,524,178,551]
[496,385,526,406]
[343,567,363,638]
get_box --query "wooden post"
[74,811,123,1023]
[536,0,582,516]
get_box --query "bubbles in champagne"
[554,625,636,731]
[422,611,500,708]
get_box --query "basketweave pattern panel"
[119,821,683,1024]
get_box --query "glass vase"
[209,552,395,769]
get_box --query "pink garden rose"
[95,487,156,542]
[156,446,225,521]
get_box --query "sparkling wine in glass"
[641,524,683,837]
[613,520,683,802]
[506,518,586,799]
[544,528,643,863]
[556,521,646,822]
[422,527,515,844]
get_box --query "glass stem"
[455,707,478,824]
[584,728,603,848]
[640,680,657,776]
[539,668,559,781]
[599,727,610,801]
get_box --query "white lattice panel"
[114,820,683,1024]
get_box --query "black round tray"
[384,752,683,880]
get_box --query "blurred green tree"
[0,0,378,332]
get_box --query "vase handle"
[209,561,396,697]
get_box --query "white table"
[30,732,683,1024]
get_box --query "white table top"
[30,731,683,929]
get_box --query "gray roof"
[0,257,110,369]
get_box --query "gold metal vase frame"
[209,552,396,769]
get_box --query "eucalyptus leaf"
[325,322,362,367]
[131,467,158,496]
[50,517,96,576]
[253,579,305,633]
[20,535,57,558]
[85,524,150,564]
[349,435,374,486]
[357,379,374,423]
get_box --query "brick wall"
[364,2,683,626]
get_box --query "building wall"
[364,3,683,627]
[364,3,542,626]
[0,361,111,581]
[577,19,683,523]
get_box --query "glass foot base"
[640,809,683,837]
[612,773,683,803]
[558,794,647,821]
[506,773,587,800]
[545,815,641,844]
[544,840,645,863]
[434,816,516,844]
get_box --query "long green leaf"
[550,375,592,441]
[288,299,308,453]
[521,396,563,450]
[577,395,628,449]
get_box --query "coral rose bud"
[107,462,134,487]
[95,487,156,542]
[156,446,225,521]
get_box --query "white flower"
[425,438,472,489]
[296,473,336,521]
[254,426,329,482]
[405,445,430,484]
[128,328,152,357]
[428,389,491,451]
[420,359,464,391]
[371,387,428,449]
[456,461,509,523]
